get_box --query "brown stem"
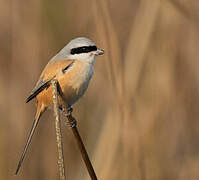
[56,81,98,180]
[67,115,98,180]
[51,79,66,180]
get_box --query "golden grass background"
[1,0,199,179]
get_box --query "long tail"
[15,104,43,175]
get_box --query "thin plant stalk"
[56,81,98,180]
[67,115,97,180]
[51,79,66,180]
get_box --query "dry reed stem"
[123,1,161,178]
[66,115,97,180]
[51,79,66,180]
[124,0,161,95]
[92,1,125,179]
[168,0,199,23]
[93,0,124,102]
[55,81,98,180]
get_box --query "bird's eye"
[80,47,88,53]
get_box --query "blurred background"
[1,0,199,179]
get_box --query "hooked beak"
[95,48,104,56]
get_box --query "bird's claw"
[65,116,77,128]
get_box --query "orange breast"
[36,60,93,108]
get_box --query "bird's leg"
[61,105,73,117]
[58,101,76,127]
[67,106,73,116]
[60,105,76,128]
[65,114,77,128]
[56,81,77,128]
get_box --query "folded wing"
[26,59,74,103]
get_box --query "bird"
[15,37,104,175]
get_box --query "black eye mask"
[70,46,97,55]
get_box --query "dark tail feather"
[15,105,43,175]
[26,80,51,103]
[26,77,55,103]
[26,93,37,103]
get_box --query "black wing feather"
[26,80,51,103]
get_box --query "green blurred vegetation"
[0,0,199,179]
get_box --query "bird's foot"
[65,116,77,128]
[60,105,76,128]
[60,105,73,117]
[67,106,73,116]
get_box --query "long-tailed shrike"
[15,37,104,174]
